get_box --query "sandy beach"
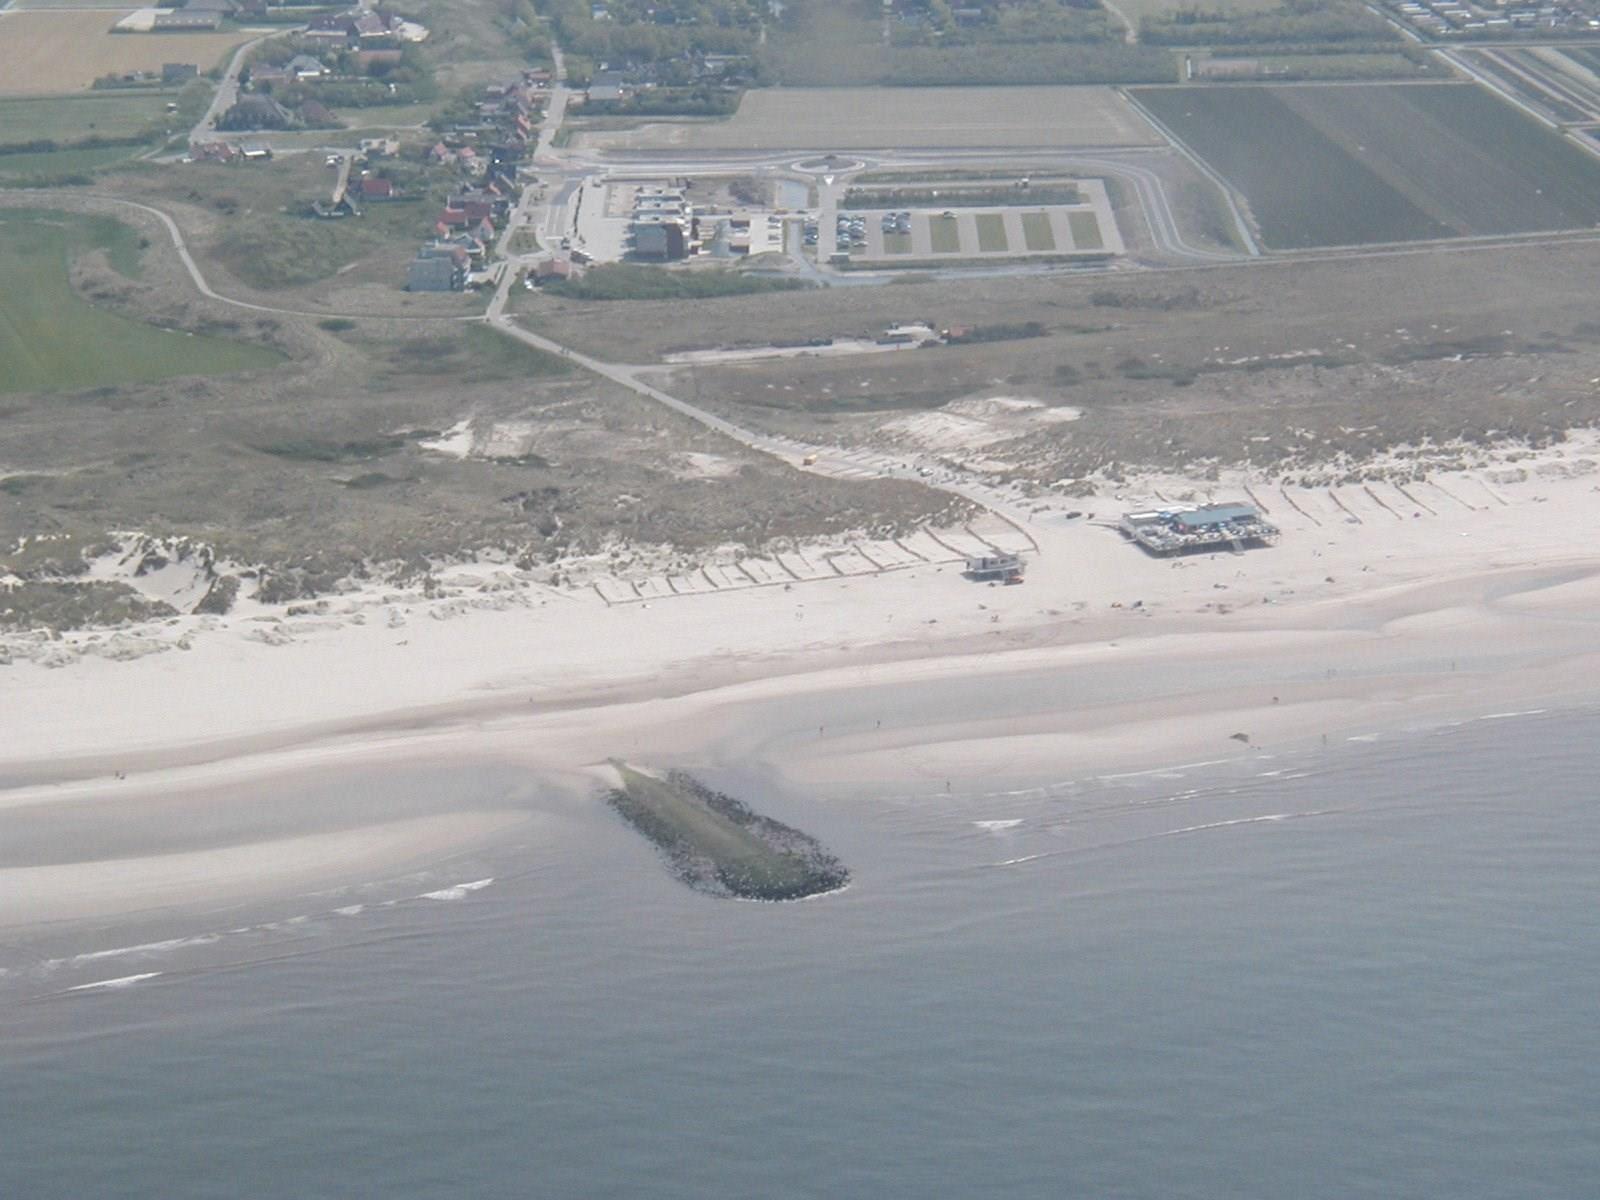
[5,436,1600,929]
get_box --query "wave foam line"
[1157,808,1339,838]
[418,877,495,902]
[70,934,220,965]
[67,972,162,992]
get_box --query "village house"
[407,245,467,291]
[286,54,329,81]
[533,257,577,284]
[248,64,292,89]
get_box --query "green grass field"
[929,215,961,253]
[0,143,148,181]
[974,213,1009,252]
[336,101,439,127]
[1020,211,1057,251]
[1131,83,1600,248]
[1068,211,1104,250]
[0,210,282,393]
[0,93,180,144]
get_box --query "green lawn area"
[882,231,912,255]
[1020,211,1056,251]
[0,92,182,145]
[929,214,961,253]
[0,143,149,182]
[974,213,1009,252]
[1067,211,1103,250]
[0,209,283,393]
[336,101,438,127]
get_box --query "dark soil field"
[1131,83,1600,248]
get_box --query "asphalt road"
[190,33,280,144]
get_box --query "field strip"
[1438,48,1565,134]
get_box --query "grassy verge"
[607,764,849,901]
[547,264,811,301]
[930,215,961,253]
[975,213,1008,253]
[1068,211,1104,250]
[844,184,1080,210]
[1021,211,1056,251]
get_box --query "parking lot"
[810,178,1124,265]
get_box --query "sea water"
[2,709,1597,1198]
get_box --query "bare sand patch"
[0,811,527,928]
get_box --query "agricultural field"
[1459,47,1600,125]
[0,209,282,393]
[0,11,250,94]
[1130,83,1600,248]
[575,86,1164,152]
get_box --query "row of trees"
[891,0,1118,47]
[1142,1,1397,45]
[538,0,762,67]
[580,87,742,116]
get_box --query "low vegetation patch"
[0,580,176,633]
[254,436,408,463]
[324,325,569,383]
[547,264,811,301]
[946,321,1048,344]
[843,184,1080,209]
[606,764,849,901]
